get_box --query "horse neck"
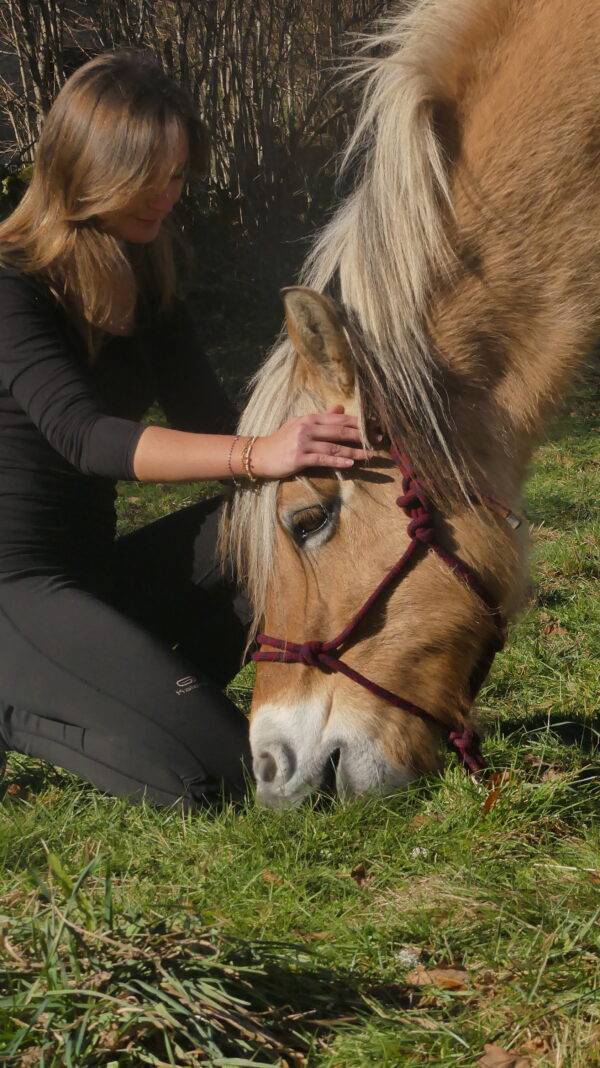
[421,0,600,505]
[427,231,600,508]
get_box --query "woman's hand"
[249,405,377,479]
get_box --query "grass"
[0,370,598,1066]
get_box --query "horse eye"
[291,504,330,544]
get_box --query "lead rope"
[254,451,508,774]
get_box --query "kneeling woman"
[0,50,368,809]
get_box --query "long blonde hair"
[0,49,209,360]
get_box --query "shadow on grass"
[0,756,73,801]
[526,491,599,528]
[2,897,413,1065]
[493,713,600,754]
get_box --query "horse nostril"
[254,744,297,785]
[255,751,278,784]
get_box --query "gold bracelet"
[227,435,243,487]
[241,435,258,483]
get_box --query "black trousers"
[0,496,253,809]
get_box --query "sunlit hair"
[220,0,480,641]
[0,48,209,360]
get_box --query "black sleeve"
[151,298,239,435]
[0,269,145,479]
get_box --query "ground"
[0,366,598,1067]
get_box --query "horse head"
[242,288,526,806]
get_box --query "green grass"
[1,373,598,1067]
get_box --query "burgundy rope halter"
[253,449,511,774]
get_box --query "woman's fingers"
[304,453,355,468]
[311,413,383,444]
[304,441,371,463]
[310,425,363,444]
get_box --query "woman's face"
[98,127,189,245]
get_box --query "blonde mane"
[220,0,501,632]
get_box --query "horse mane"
[220,0,506,631]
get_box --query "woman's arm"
[132,409,371,482]
[0,268,145,479]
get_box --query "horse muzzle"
[250,699,418,807]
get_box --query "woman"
[0,50,369,809]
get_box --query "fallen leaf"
[542,621,568,637]
[587,871,600,885]
[408,814,439,830]
[482,770,511,814]
[478,1043,532,1067]
[350,863,371,887]
[261,869,283,885]
[488,771,511,787]
[290,928,330,942]
[86,969,113,989]
[405,964,469,990]
[541,766,563,781]
[18,1049,44,1067]
[97,1026,121,1051]
[6,783,22,797]
[521,1035,551,1057]
[482,787,500,814]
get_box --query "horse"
[220,0,600,807]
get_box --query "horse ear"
[282,286,355,398]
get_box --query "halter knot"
[298,640,325,667]
[396,491,419,510]
[397,476,429,513]
[407,513,435,543]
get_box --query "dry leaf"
[291,928,330,942]
[6,783,22,797]
[408,814,433,830]
[482,770,511,814]
[488,771,511,787]
[405,964,469,990]
[523,755,543,767]
[18,1049,44,1067]
[542,621,568,637]
[478,1043,532,1067]
[482,787,500,814]
[261,869,283,885]
[86,969,113,989]
[521,1035,551,1057]
[541,766,563,781]
[587,871,600,884]
[97,1025,121,1051]
[350,863,371,887]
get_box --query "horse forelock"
[219,0,512,632]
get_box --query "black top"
[0,264,237,571]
